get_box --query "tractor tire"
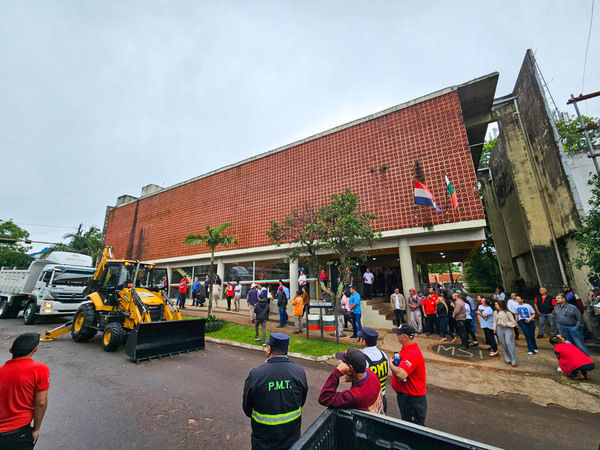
[71,304,98,342]
[0,299,10,319]
[102,322,125,352]
[23,302,38,325]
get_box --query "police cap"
[267,332,290,353]
[358,327,378,346]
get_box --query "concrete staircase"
[361,296,396,329]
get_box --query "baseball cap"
[334,348,366,373]
[278,285,283,290]
[409,288,416,292]
[392,323,417,338]
[455,289,462,294]
[593,301,600,308]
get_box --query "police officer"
[242,333,308,449]
[360,327,390,412]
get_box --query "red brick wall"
[104,91,484,260]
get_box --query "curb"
[204,336,336,363]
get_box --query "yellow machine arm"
[93,246,114,280]
[41,320,73,341]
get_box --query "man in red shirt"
[318,348,383,414]
[422,292,438,336]
[177,277,190,309]
[389,324,427,426]
[0,333,50,449]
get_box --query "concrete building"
[479,50,596,299]
[102,74,498,327]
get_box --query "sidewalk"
[183,303,600,414]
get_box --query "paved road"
[1,318,599,449]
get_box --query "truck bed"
[0,269,30,296]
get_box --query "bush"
[204,315,225,332]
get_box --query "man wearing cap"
[360,328,390,413]
[389,324,427,426]
[318,348,383,413]
[243,333,308,450]
[0,333,50,449]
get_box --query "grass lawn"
[204,321,359,357]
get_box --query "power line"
[0,219,78,229]
[531,51,560,118]
[582,0,595,94]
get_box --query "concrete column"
[398,239,416,300]
[289,259,299,298]
[217,260,225,298]
[412,253,420,289]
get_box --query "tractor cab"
[96,261,168,307]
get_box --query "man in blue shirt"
[349,286,363,340]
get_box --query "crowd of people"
[243,323,428,449]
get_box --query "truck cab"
[0,251,96,325]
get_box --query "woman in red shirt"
[550,334,595,380]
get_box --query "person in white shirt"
[389,288,406,326]
[233,280,243,312]
[515,296,538,354]
[298,270,307,292]
[363,268,375,300]
[507,293,521,341]
[494,287,506,303]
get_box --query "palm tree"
[184,223,237,316]
[43,225,103,265]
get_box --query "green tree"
[0,219,34,268]
[555,115,599,153]
[184,223,237,316]
[479,137,497,167]
[573,173,600,277]
[463,225,502,292]
[267,203,324,288]
[43,225,103,265]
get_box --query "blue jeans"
[438,316,454,339]
[558,324,589,356]
[469,310,477,334]
[352,313,362,337]
[518,319,537,353]
[278,306,288,326]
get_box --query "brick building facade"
[103,74,498,326]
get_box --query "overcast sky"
[1,1,598,253]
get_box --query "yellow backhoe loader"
[42,247,205,362]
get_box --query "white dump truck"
[0,251,96,324]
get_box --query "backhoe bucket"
[125,319,206,362]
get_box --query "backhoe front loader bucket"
[125,318,206,362]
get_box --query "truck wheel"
[0,300,9,319]
[23,303,38,325]
[71,304,98,342]
[8,303,20,319]
[102,322,125,351]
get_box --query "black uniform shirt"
[242,355,308,450]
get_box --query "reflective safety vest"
[251,406,302,425]
[363,348,389,394]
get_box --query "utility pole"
[567,92,600,173]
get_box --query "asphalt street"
[1,318,599,450]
